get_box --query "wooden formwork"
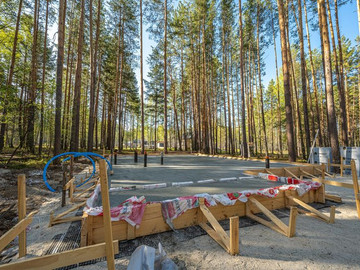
[243,165,323,179]
[81,184,326,248]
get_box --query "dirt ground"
[0,160,88,262]
[1,155,360,269]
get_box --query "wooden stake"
[229,216,239,255]
[99,159,115,269]
[287,207,297,237]
[61,169,67,207]
[17,174,26,258]
[70,156,74,179]
[350,160,360,219]
[329,206,336,224]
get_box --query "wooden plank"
[200,204,230,250]
[99,160,115,270]
[0,241,119,270]
[64,178,75,190]
[299,169,316,179]
[50,216,84,225]
[284,168,300,180]
[0,212,36,253]
[17,174,26,258]
[312,178,354,189]
[287,207,297,237]
[53,202,86,221]
[199,223,228,252]
[287,195,330,223]
[245,211,287,236]
[248,197,288,233]
[325,193,342,203]
[329,206,336,224]
[351,160,360,219]
[229,216,239,255]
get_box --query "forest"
[0,0,359,164]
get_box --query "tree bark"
[70,0,85,152]
[163,0,168,153]
[318,0,340,163]
[0,0,23,152]
[277,0,296,161]
[238,0,248,157]
[26,0,39,153]
[54,0,67,156]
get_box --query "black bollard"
[161,152,164,165]
[114,149,118,165]
[144,151,147,167]
[265,156,270,168]
[134,150,138,163]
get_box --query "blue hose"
[43,152,112,192]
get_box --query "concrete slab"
[109,154,291,187]
[101,155,294,207]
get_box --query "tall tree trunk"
[39,0,49,155]
[87,0,101,151]
[318,0,340,163]
[256,2,268,157]
[54,0,67,156]
[277,0,296,161]
[326,0,348,146]
[334,0,348,146]
[26,0,39,153]
[304,0,323,146]
[70,0,85,152]
[240,6,249,156]
[296,0,311,157]
[163,0,168,154]
[0,0,23,152]
[140,0,145,154]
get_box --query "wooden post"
[329,206,336,224]
[17,174,26,258]
[350,160,360,219]
[99,160,115,269]
[327,158,330,173]
[229,216,239,255]
[61,168,67,207]
[287,207,297,237]
[321,163,325,180]
[70,156,74,180]
[340,157,344,177]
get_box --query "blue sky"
[139,0,359,92]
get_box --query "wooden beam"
[325,193,342,203]
[284,168,300,180]
[350,160,360,219]
[200,204,230,250]
[17,174,26,258]
[229,216,239,255]
[199,223,228,252]
[52,202,86,222]
[299,169,316,179]
[248,197,288,233]
[50,216,84,226]
[99,160,115,270]
[64,178,75,190]
[0,241,119,270]
[312,178,354,189]
[0,212,36,253]
[286,195,333,223]
[287,207,297,237]
[245,211,287,236]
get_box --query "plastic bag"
[127,243,178,270]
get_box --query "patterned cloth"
[85,174,321,229]
[85,185,146,226]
